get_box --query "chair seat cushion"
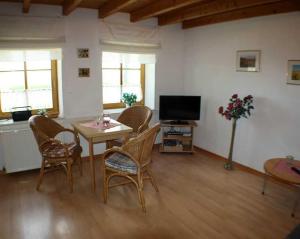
[42,142,80,158]
[105,152,137,174]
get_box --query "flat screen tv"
[159,95,201,122]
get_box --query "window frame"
[103,63,145,110]
[0,60,59,119]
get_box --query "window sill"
[103,108,125,115]
[0,116,64,127]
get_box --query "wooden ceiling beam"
[23,0,31,13]
[130,0,201,22]
[99,0,137,18]
[63,0,83,16]
[159,0,283,26]
[182,0,300,29]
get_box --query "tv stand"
[159,121,197,153]
[169,120,189,125]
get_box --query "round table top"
[264,158,300,185]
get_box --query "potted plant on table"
[218,94,254,170]
[122,93,137,107]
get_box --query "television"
[159,95,201,122]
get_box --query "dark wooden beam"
[159,0,283,26]
[182,0,300,29]
[99,0,137,18]
[23,0,31,13]
[63,0,83,16]
[130,0,201,22]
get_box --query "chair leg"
[138,173,146,213]
[36,160,46,191]
[262,174,268,195]
[67,160,73,193]
[78,156,83,176]
[147,168,159,192]
[103,167,108,203]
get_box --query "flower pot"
[224,118,236,170]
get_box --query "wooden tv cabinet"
[159,121,197,153]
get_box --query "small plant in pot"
[122,93,137,107]
[37,109,47,116]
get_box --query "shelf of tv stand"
[160,120,197,127]
[163,135,192,140]
[159,120,197,154]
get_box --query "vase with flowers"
[218,94,254,170]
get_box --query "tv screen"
[159,95,201,121]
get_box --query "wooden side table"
[262,158,300,217]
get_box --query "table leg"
[291,189,300,217]
[262,174,268,195]
[89,140,96,192]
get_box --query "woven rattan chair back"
[122,123,160,167]
[29,115,82,192]
[29,115,65,151]
[117,105,152,134]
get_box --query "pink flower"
[232,94,238,99]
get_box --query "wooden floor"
[0,148,299,239]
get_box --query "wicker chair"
[29,115,82,192]
[106,105,152,148]
[102,123,160,212]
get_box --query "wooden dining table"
[71,118,132,192]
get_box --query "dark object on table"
[12,106,32,122]
[286,224,300,239]
[291,166,300,175]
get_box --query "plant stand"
[224,119,237,170]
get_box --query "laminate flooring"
[0,148,299,239]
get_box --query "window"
[0,60,59,118]
[102,52,145,109]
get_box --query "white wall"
[0,3,185,165]
[183,12,300,172]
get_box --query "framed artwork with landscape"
[287,60,300,85]
[236,50,261,72]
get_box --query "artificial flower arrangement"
[218,94,254,169]
[218,94,254,120]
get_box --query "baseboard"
[193,146,298,190]
[194,146,265,178]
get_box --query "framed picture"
[77,48,89,58]
[236,50,261,72]
[287,60,300,85]
[78,68,90,77]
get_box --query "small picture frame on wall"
[78,68,90,77]
[77,48,89,58]
[287,60,300,85]
[236,50,261,72]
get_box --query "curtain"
[100,21,161,53]
[1,90,53,112]
[0,49,62,62]
[102,51,156,65]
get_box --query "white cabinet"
[0,117,106,173]
[0,125,41,173]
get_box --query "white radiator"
[0,126,41,173]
